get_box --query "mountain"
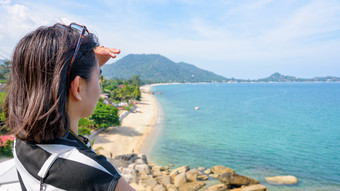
[256,73,300,82]
[102,54,228,83]
[255,72,340,82]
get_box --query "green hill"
[256,72,340,82]
[102,54,228,83]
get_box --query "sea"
[149,83,340,191]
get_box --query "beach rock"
[153,169,163,177]
[160,175,171,185]
[226,184,267,191]
[122,173,134,184]
[171,165,190,174]
[135,158,146,165]
[265,175,298,185]
[209,174,220,178]
[152,165,162,172]
[112,154,138,167]
[138,154,148,164]
[174,172,187,187]
[205,183,229,191]
[153,184,166,191]
[121,167,137,183]
[166,184,179,191]
[161,166,169,171]
[204,169,212,174]
[198,167,205,171]
[219,172,259,187]
[197,174,209,181]
[170,171,178,183]
[128,163,136,170]
[122,167,134,174]
[211,165,234,175]
[179,181,205,191]
[186,169,199,182]
[135,163,151,175]
[145,178,158,188]
[138,172,151,184]
[169,164,174,167]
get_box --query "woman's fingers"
[95,47,120,56]
[94,47,120,67]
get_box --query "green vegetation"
[101,54,228,83]
[101,74,142,102]
[0,139,13,157]
[0,61,11,156]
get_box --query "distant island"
[253,72,340,83]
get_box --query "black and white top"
[13,131,121,191]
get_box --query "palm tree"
[100,75,104,91]
[121,82,128,102]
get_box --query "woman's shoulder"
[15,138,121,190]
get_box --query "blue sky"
[0,0,339,79]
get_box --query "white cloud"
[0,0,10,5]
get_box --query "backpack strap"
[38,148,73,191]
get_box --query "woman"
[5,23,135,190]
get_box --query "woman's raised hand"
[94,46,120,67]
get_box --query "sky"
[0,0,340,79]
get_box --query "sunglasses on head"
[62,23,90,83]
[69,23,89,67]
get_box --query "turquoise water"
[150,83,340,191]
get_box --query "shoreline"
[134,84,164,155]
[92,84,163,159]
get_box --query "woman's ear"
[69,76,82,101]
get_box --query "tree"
[132,86,141,101]
[100,75,104,91]
[90,99,120,128]
[78,117,95,136]
[130,75,142,86]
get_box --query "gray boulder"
[205,183,229,191]
[112,154,138,168]
[211,165,235,175]
[186,169,199,182]
[265,175,298,185]
[197,174,209,181]
[226,184,267,191]
[204,168,212,174]
[179,181,205,191]
[174,172,187,187]
[153,184,166,191]
[165,184,179,191]
[171,165,190,174]
[135,163,151,175]
[159,175,171,185]
[152,169,163,177]
[219,172,259,187]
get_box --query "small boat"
[195,106,199,110]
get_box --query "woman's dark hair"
[5,23,99,143]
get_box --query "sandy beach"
[92,84,160,158]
